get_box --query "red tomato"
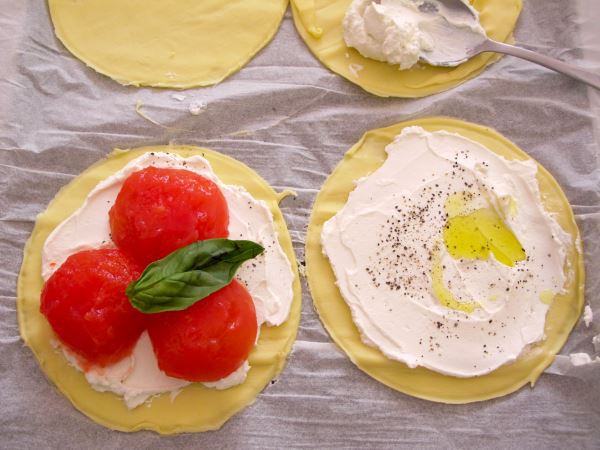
[147,280,258,382]
[109,167,229,267]
[40,249,146,367]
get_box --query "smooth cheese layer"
[321,127,571,377]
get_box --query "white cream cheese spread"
[343,0,486,70]
[321,127,572,377]
[42,152,295,408]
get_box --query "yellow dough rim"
[305,117,585,404]
[291,0,522,97]
[48,0,289,88]
[17,146,302,433]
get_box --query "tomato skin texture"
[148,280,258,382]
[40,249,146,367]
[109,167,229,267]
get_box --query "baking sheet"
[1,0,599,448]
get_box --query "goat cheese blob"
[343,0,486,69]
[321,127,571,377]
[42,152,295,407]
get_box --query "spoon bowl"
[374,0,600,89]
[415,0,488,67]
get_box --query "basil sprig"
[126,239,264,314]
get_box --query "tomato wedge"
[109,167,229,267]
[148,280,258,382]
[40,249,145,367]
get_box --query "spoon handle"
[478,39,600,90]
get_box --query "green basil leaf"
[126,238,264,313]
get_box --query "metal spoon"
[374,0,600,89]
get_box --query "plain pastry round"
[17,146,301,433]
[291,0,522,97]
[306,117,584,403]
[48,0,288,88]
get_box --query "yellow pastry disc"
[306,117,584,403]
[17,146,301,433]
[291,0,522,97]
[48,0,289,88]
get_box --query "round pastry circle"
[291,0,522,97]
[48,0,288,88]
[306,117,584,403]
[17,146,301,433]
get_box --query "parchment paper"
[1,1,599,448]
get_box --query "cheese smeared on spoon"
[343,0,486,70]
